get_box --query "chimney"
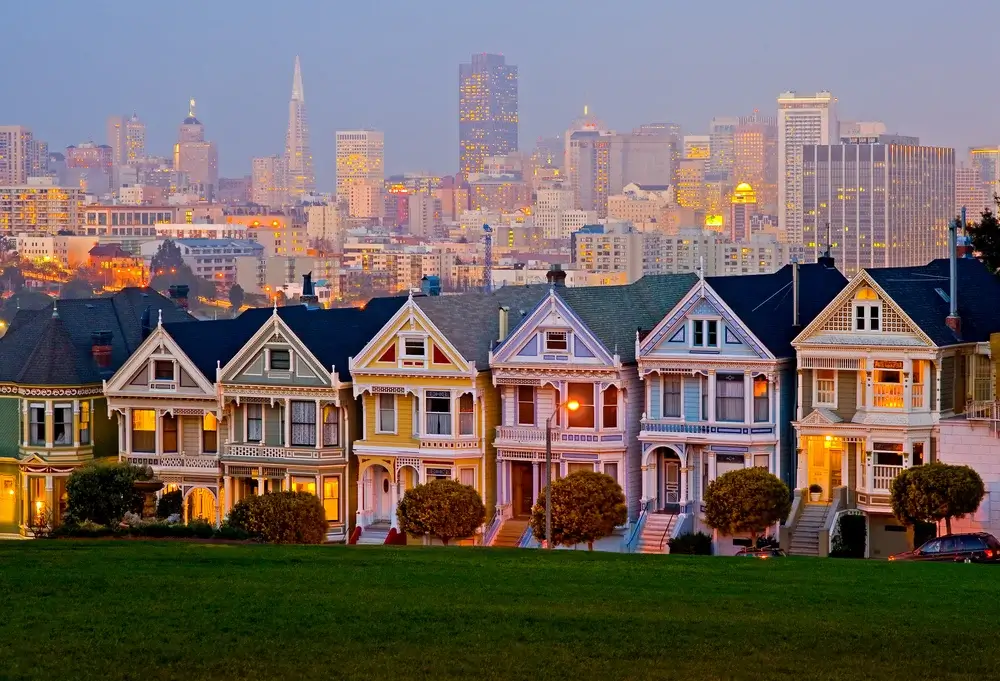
[546,264,567,287]
[300,272,318,307]
[91,330,113,370]
[498,306,510,342]
[792,260,800,327]
[946,216,961,335]
[167,284,189,310]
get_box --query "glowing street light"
[545,398,579,549]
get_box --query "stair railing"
[624,499,651,553]
[517,523,536,548]
[657,508,679,552]
[482,504,508,547]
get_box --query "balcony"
[418,435,482,454]
[494,425,625,450]
[639,417,776,442]
[854,463,905,510]
[222,443,345,463]
[873,383,904,409]
[124,452,220,474]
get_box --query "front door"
[375,468,392,522]
[511,462,534,518]
[807,441,831,501]
[662,458,680,507]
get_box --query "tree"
[396,479,486,545]
[228,283,245,312]
[890,462,985,535]
[150,239,184,276]
[60,278,94,299]
[65,462,149,526]
[703,467,791,548]
[1,265,25,294]
[966,196,1000,273]
[530,470,627,550]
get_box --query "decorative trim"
[0,384,104,398]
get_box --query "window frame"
[162,413,178,453]
[425,391,452,436]
[854,302,882,332]
[815,369,837,407]
[322,405,338,446]
[715,373,746,423]
[52,403,72,446]
[402,336,426,358]
[131,409,156,453]
[516,386,535,426]
[662,375,682,419]
[322,475,341,523]
[544,330,569,352]
[458,393,475,436]
[153,360,174,381]
[566,383,595,429]
[752,375,769,423]
[376,394,397,434]
[202,412,218,454]
[268,348,291,371]
[79,400,91,445]
[246,403,263,443]
[602,385,619,429]
[692,319,720,348]
[28,402,45,446]
[290,400,317,447]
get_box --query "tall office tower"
[564,106,607,186]
[970,146,1000,203]
[730,182,757,241]
[683,135,711,160]
[251,155,288,208]
[708,117,738,178]
[675,159,707,209]
[459,53,518,179]
[778,91,837,244]
[956,163,991,218]
[734,112,778,214]
[608,132,672,195]
[568,130,612,217]
[107,116,125,165]
[173,99,219,195]
[0,126,32,184]
[634,122,682,184]
[801,136,954,276]
[27,139,49,178]
[285,56,315,200]
[335,130,385,205]
[108,114,145,167]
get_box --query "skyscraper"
[801,136,954,276]
[335,130,385,204]
[107,114,146,167]
[567,130,611,217]
[734,112,778,214]
[173,99,219,196]
[778,91,837,244]
[458,53,518,179]
[285,56,315,200]
[708,117,738,178]
[608,132,673,195]
[970,146,1000,203]
[251,155,288,208]
[956,162,991,218]
[0,126,33,185]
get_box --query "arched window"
[602,385,619,429]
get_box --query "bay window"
[567,383,595,428]
[753,376,769,422]
[291,401,317,446]
[131,409,156,453]
[425,391,452,435]
[602,386,618,429]
[816,370,836,406]
[322,406,338,446]
[79,401,91,445]
[376,394,395,433]
[874,369,903,408]
[716,374,745,422]
[29,403,45,446]
[246,403,263,442]
[202,413,218,453]
[662,376,682,418]
[53,404,72,446]
[517,386,535,425]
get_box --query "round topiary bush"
[397,479,486,544]
[530,470,627,550]
[227,491,327,544]
[704,467,791,548]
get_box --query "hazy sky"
[4,0,994,189]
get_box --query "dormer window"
[403,337,426,358]
[268,349,290,370]
[545,331,568,352]
[854,287,881,332]
[153,360,174,381]
[692,319,718,347]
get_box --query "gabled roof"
[707,262,847,358]
[164,297,409,381]
[0,288,195,386]
[864,258,1000,346]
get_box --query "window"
[693,319,718,347]
[403,337,426,358]
[153,360,174,381]
[162,414,178,453]
[567,462,593,475]
[920,539,941,555]
[53,404,72,446]
[874,369,903,408]
[716,374,745,422]
[567,383,595,428]
[291,401,316,446]
[131,409,156,452]
[322,406,338,446]
[459,467,476,487]
[544,330,568,352]
[854,303,881,331]
[323,476,340,522]
[662,376,682,418]
[753,454,770,468]
[603,462,618,483]
[602,386,619,429]
[268,349,290,370]
[246,403,263,442]
[291,477,316,494]
[0,476,15,524]
[79,401,90,445]
[517,386,535,425]
[28,403,45,446]
[753,376,769,422]
[912,442,925,466]
[459,394,474,436]
[816,370,836,406]
[425,391,452,435]
[202,413,218,453]
[377,394,396,433]
[426,467,452,481]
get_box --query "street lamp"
[545,398,579,550]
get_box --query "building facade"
[0,182,84,235]
[285,57,315,200]
[336,130,384,204]
[778,91,837,245]
[458,53,518,179]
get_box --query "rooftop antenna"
[697,255,705,280]
[483,224,493,293]
[825,222,832,258]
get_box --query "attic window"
[403,338,426,358]
[269,349,290,370]
[545,331,568,352]
[153,361,174,381]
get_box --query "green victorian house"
[0,286,192,537]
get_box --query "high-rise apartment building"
[801,136,954,276]
[956,162,991,218]
[568,130,612,217]
[251,155,288,208]
[734,112,778,213]
[335,130,385,206]
[173,99,219,196]
[458,53,518,178]
[708,117,738,178]
[778,91,837,244]
[683,135,711,160]
[285,56,315,200]
[970,146,1000,203]
[0,126,33,185]
[608,133,672,195]
[0,180,84,235]
[107,114,146,166]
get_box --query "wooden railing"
[911,384,925,409]
[873,383,904,409]
[496,426,546,443]
[967,400,1000,422]
[871,464,905,492]
[124,452,219,469]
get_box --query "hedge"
[227,491,327,544]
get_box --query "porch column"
[640,463,649,502]
[223,475,232,515]
[532,462,539,501]
[707,371,716,422]
[743,371,753,424]
[496,460,503,505]
[284,398,291,447]
[155,411,162,455]
[283,471,291,492]
[389,482,399,530]
[680,465,689,504]
[72,402,80,447]
[21,474,29,527]
[708,451,717,482]
[124,408,132,453]
[903,358,913,412]
[796,370,804,420]
[21,401,28,447]
[840,450,848,491]
[257,475,266,495]
[315,399,322,449]
[182,490,189,524]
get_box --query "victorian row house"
[0,287,193,538]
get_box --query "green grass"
[0,542,997,681]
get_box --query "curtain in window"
[662,377,682,418]
[715,374,745,422]
[322,406,338,446]
[291,401,317,446]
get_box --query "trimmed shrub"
[530,471,627,550]
[668,532,713,555]
[397,479,486,545]
[228,491,327,544]
[66,462,148,526]
[704,467,791,548]
[890,462,986,535]
[214,524,251,541]
[156,490,183,519]
[830,514,867,558]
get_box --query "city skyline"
[1,0,996,188]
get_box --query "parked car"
[888,532,1000,563]
[735,547,785,559]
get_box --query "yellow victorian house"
[348,286,548,544]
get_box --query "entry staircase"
[493,519,530,548]
[356,522,391,545]
[788,503,831,556]
[636,511,677,554]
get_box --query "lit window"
[79,401,91,445]
[131,409,156,453]
[816,370,836,406]
[202,413,218,453]
[323,476,340,522]
[753,376,769,422]
[567,383,595,428]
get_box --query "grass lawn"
[0,542,997,681]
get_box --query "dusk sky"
[4,0,993,188]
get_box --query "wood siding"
[834,370,858,422]
[623,366,644,521]
[940,356,955,411]
[801,370,813,416]
[477,371,499,510]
